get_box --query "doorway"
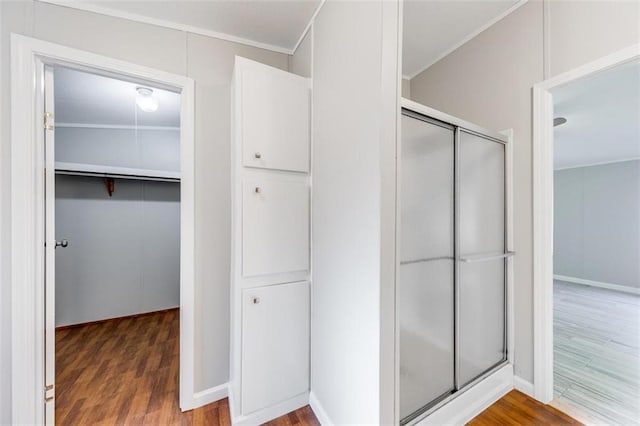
[549,60,640,424]
[10,35,196,426]
[533,42,640,422]
[46,64,182,423]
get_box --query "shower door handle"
[460,251,515,263]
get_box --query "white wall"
[310,0,398,423]
[554,160,640,290]
[55,176,180,326]
[408,0,640,383]
[402,77,410,98]
[0,1,289,420]
[290,28,312,78]
[56,127,181,172]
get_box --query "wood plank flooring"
[56,308,581,425]
[55,309,320,425]
[554,280,640,425]
[468,390,582,425]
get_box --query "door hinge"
[44,112,54,130]
[44,384,54,402]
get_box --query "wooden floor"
[468,390,582,425]
[56,309,581,425]
[55,309,319,425]
[554,280,640,425]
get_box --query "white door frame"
[532,43,640,403]
[10,34,196,425]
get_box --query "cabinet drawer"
[242,281,310,414]
[242,179,309,277]
[241,67,310,173]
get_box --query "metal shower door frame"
[399,100,512,425]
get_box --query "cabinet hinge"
[44,112,54,130]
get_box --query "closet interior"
[53,66,181,330]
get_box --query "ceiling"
[552,60,640,170]
[40,0,322,53]
[403,0,523,79]
[54,66,181,127]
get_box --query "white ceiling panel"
[403,0,523,79]
[552,60,640,170]
[41,0,322,53]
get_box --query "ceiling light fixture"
[553,117,567,127]
[136,87,159,112]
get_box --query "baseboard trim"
[416,364,513,425]
[309,391,333,425]
[513,376,535,398]
[231,392,309,425]
[55,306,180,330]
[191,383,229,409]
[554,274,640,295]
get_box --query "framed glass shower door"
[399,112,455,420]
[399,107,509,424]
[457,129,507,387]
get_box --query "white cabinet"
[240,59,310,173]
[242,178,309,277]
[230,56,311,425]
[242,281,310,414]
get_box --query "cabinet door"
[242,178,309,277]
[241,65,310,172]
[242,281,310,414]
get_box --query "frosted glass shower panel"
[458,130,506,386]
[399,113,455,419]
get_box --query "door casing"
[532,43,640,404]
[10,34,196,426]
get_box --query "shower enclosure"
[398,99,512,424]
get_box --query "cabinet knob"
[251,297,260,304]
[255,187,261,194]
[254,152,262,159]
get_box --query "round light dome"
[136,87,159,112]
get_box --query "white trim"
[192,383,229,408]
[232,392,309,426]
[532,83,555,404]
[532,43,640,405]
[514,376,535,398]
[416,364,514,426]
[292,0,325,54]
[309,392,333,426]
[35,0,300,55]
[393,1,404,425]
[10,34,198,425]
[404,0,528,80]
[554,275,640,296]
[554,156,640,171]
[56,122,180,131]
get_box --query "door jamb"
[10,34,197,425]
[532,43,640,403]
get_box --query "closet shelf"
[55,162,180,182]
